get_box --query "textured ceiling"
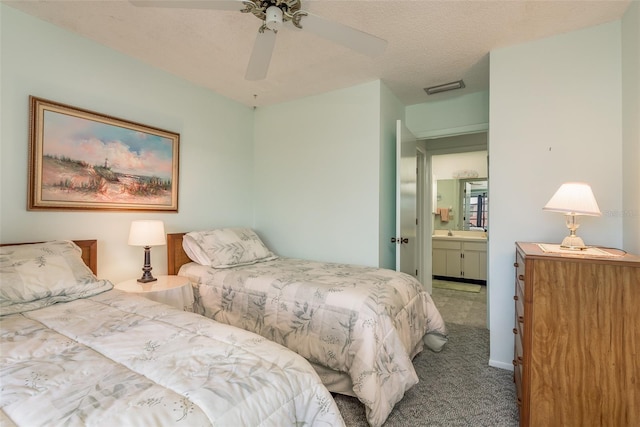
[4,0,631,107]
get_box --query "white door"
[395,120,417,277]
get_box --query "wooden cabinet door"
[432,248,447,276]
[462,241,487,280]
[462,249,481,279]
[445,249,462,277]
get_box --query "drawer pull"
[518,316,524,324]
[518,356,523,364]
[513,262,519,268]
[513,295,519,301]
[512,359,518,367]
[512,327,518,335]
[517,398,522,407]
[518,274,524,281]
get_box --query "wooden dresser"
[513,242,640,427]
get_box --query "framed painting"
[28,96,179,212]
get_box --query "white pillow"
[0,240,113,315]
[183,228,277,268]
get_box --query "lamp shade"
[128,220,166,247]
[543,182,602,216]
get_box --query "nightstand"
[115,275,194,311]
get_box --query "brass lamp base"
[560,235,587,251]
[559,214,588,250]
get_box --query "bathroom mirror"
[434,179,488,231]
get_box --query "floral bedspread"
[180,258,448,427]
[0,290,344,427]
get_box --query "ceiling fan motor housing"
[265,6,283,30]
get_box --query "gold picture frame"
[28,96,179,212]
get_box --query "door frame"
[416,130,488,307]
[416,146,430,291]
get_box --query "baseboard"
[433,275,486,285]
[489,359,514,371]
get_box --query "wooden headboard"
[0,239,98,275]
[167,232,189,275]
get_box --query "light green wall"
[253,80,403,270]
[0,4,255,282]
[253,81,384,266]
[489,20,623,369]
[405,91,489,138]
[622,0,640,254]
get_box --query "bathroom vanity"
[432,232,487,282]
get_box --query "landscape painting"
[28,96,179,212]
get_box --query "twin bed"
[167,228,448,427]
[0,240,344,426]
[1,230,448,427]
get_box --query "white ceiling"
[4,0,631,107]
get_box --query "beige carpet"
[433,279,481,293]
[333,322,518,426]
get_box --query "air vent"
[424,80,465,95]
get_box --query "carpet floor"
[332,322,519,426]
[432,280,481,293]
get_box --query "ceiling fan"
[131,0,388,80]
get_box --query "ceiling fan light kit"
[243,0,305,28]
[264,5,283,30]
[131,0,387,80]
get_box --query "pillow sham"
[183,228,277,268]
[0,240,113,316]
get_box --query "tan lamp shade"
[543,182,601,250]
[128,220,165,283]
[128,220,166,247]
[543,182,601,216]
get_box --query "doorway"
[415,132,488,327]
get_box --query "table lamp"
[543,182,601,250]
[128,220,166,282]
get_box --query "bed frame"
[167,232,189,275]
[0,239,98,275]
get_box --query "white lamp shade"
[128,220,166,246]
[543,182,602,216]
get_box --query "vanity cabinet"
[432,239,486,281]
[513,242,640,427]
[432,240,461,277]
[461,241,487,280]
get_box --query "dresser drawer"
[514,281,525,327]
[513,311,524,419]
[514,250,526,292]
[514,319,524,365]
[514,352,523,407]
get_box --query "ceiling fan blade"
[130,0,245,11]
[297,13,387,57]
[245,29,277,81]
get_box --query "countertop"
[432,231,487,242]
